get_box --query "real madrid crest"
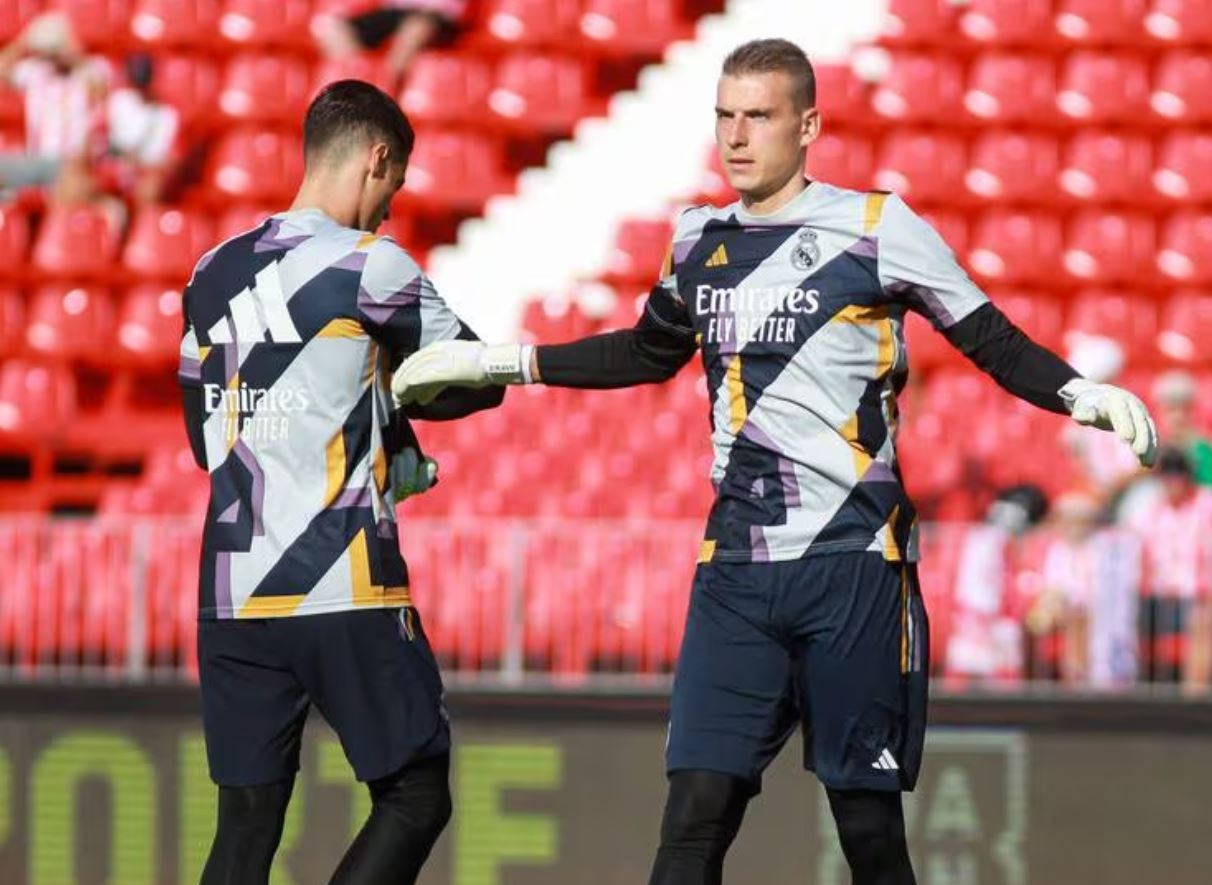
[790,228,820,272]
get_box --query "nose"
[727,116,749,148]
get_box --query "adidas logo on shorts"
[872,748,899,771]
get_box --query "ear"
[800,107,821,149]
[369,142,391,179]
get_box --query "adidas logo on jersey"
[872,748,899,771]
[705,244,729,268]
[206,262,302,344]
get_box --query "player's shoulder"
[361,232,429,298]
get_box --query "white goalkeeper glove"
[391,340,533,407]
[389,447,439,501]
[1059,378,1159,468]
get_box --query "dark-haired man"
[391,39,1158,885]
[179,80,501,885]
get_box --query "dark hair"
[125,52,155,93]
[303,80,415,166]
[722,39,816,110]
[1156,446,1193,478]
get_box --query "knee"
[661,770,752,848]
[371,755,452,843]
[213,781,293,854]
[827,788,908,859]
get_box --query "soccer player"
[177,80,501,885]
[391,40,1158,884]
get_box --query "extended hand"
[391,341,528,407]
[1060,379,1159,468]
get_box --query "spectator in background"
[1127,448,1212,691]
[100,53,180,203]
[0,13,110,202]
[315,0,470,91]
[1153,370,1212,486]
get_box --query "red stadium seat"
[31,206,121,279]
[219,54,312,123]
[918,210,969,257]
[1154,132,1212,204]
[400,52,492,125]
[0,205,31,278]
[992,291,1065,351]
[603,218,672,284]
[1152,52,1212,124]
[873,132,967,204]
[122,206,216,281]
[312,55,391,96]
[401,130,511,212]
[1054,0,1148,45]
[0,1,43,43]
[1145,0,1212,44]
[215,204,274,241]
[1063,211,1156,285]
[967,211,1063,286]
[873,53,965,123]
[813,64,873,126]
[965,132,1059,204]
[579,0,691,56]
[207,128,304,203]
[1157,291,1212,366]
[218,0,311,48]
[904,311,963,372]
[1059,132,1154,204]
[0,360,76,438]
[130,0,222,47]
[1158,212,1212,285]
[483,0,580,47]
[0,286,23,358]
[880,0,956,46]
[965,53,1055,124]
[117,285,184,364]
[958,0,1054,46]
[53,0,135,48]
[804,131,874,193]
[25,284,114,359]
[151,54,221,130]
[1067,291,1159,363]
[489,54,600,132]
[1057,52,1151,123]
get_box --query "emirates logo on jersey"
[203,382,310,445]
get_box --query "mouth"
[727,158,754,170]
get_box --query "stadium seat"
[0,287,23,358]
[880,0,956,46]
[965,53,1055,124]
[990,291,1065,351]
[122,206,215,281]
[482,0,580,47]
[873,131,967,204]
[130,0,222,47]
[1057,52,1151,123]
[219,54,312,123]
[804,131,875,193]
[1063,211,1156,285]
[31,206,121,280]
[207,128,304,203]
[0,205,31,278]
[918,210,969,257]
[1151,52,1212,123]
[967,211,1063,286]
[602,218,672,284]
[54,0,135,48]
[1054,0,1149,45]
[0,359,77,438]
[1158,212,1212,285]
[904,311,963,372]
[312,55,391,96]
[215,204,274,241]
[1059,132,1154,204]
[25,284,114,360]
[1145,0,1212,44]
[218,0,311,49]
[489,54,601,133]
[579,0,692,56]
[117,285,184,365]
[400,130,511,212]
[965,132,1059,204]
[813,64,874,126]
[958,0,1054,47]
[1067,291,1159,364]
[150,54,221,130]
[0,1,43,43]
[1157,291,1212,366]
[1154,132,1212,204]
[400,52,492,126]
[873,53,965,123]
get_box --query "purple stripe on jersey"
[888,281,955,328]
[216,499,240,524]
[195,250,216,275]
[178,357,201,382]
[672,238,699,266]
[224,338,238,384]
[254,217,311,253]
[215,551,233,619]
[848,235,879,259]
[332,485,374,510]
[749,526,771,562]
[232,439,265,537]
[357,277,423,325]
[778,457,801,508]
[859,461,898,483]
[332,250,369,273]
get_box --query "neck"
[740,173,809,217]
[290,169,361,229]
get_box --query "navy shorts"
[666,553,929,792]
[198,608,450,787]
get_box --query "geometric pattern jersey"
[178,208,465,619]
[646,183,989,565]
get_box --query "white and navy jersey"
[649,183,989,564]
[178,208,465,620]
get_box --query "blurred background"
[0,0,1210,882]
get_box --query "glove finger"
[1106,396,1133,444]
[1126,399,1152,460]
[1070,400,1098,426]
[1140,412,1159,468]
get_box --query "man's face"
[1163,472,1193,505]
[715,71,817,202]
[360,146,407,233]
[1160,400,1194,437]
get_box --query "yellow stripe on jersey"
[839,412,874,477]
[224,372,240,451]
[864,192,889,234]
[831,304,891,325]
[660,244,674,279]
[726,355,747,432]
[698,539,717,563]
[239,594,307,617]
[198,345,213,362]
[883,504,902,562]
[324,430,346,506]
[373,444,388,494]
[316,318,368,339]
[355,233,381,250]
[348,528,412,607]
[899,565,911,673]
